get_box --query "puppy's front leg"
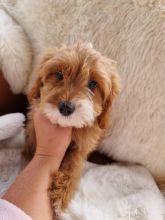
[49,147,83,216]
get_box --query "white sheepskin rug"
[0,114,25,195]
[0,114,165,220]
[62,163,165,220]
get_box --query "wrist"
[33,154,62,171]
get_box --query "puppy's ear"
[28,48,58,103]
[28,77,43,103]
[98,72,120,129]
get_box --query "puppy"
[23,42,120,216]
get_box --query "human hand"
[3,110,72,220]
[33,109,72,168]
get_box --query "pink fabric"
[0,199,32,220]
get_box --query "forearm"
[3,155,59,220]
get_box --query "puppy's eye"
[55,71,63,81]
[88,80,97,91]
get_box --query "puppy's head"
[29,42,120,129]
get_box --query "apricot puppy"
[23,42,120,217]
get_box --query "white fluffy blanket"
[0,114,165,220]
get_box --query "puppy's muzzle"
[58,101,75,116]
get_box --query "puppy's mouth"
[43,99,95,128]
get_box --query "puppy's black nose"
[58,101,75,116]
